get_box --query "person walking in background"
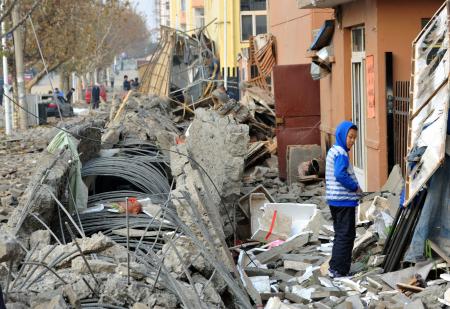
[0,84,4,106]
[54,88,66,103]
[110,75,115,89]
[325,120,362,278]
[123,75,131,91]
[131,77,140,90]
[66,88,75,104]
[91,84,101,109]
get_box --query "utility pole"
[2,0,12,135]
[223,0,228,88]
[12,3,27,130]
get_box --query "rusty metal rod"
[21,244,58,290]
[21,262,67,285]
[64,222,100,287]
[10,242,39,290]
[125,197,130,285]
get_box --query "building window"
[255,15,267,34]
[241,0,266,11]
[350,26,367,189]
[351,27,365,52]
[194,8,204,28]
[165,1,169,10]
[240,0,267,41]
[181,0,186,12]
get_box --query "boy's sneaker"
[328,268,349,279]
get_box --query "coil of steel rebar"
[81,148,170,195]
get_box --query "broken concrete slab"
[249,276,271,293]
[283,260,311,272]
[185,108,249,206]
[256,232,310,264]
[352,230,378,258]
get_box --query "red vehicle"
[85,85,107,104]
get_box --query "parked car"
[41,95,74,117]
[85,85,107,104]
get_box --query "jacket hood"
[335,121,357,152]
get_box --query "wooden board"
[406,2,450,205]
[411,3,449,117]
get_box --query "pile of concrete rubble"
[0,91,450,309]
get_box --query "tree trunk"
[62,71,70,92]
[77,74,83,103]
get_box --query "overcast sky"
[129,0,158,31]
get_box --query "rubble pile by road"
[1,89,450,309]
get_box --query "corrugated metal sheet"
[273,64,321,179]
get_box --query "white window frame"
[351,26,367,190]
[194,8,205,28]
[240,11,267,42]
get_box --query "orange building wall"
[191,0,203,8]
[319,0,442,191]
[268,1,333,65]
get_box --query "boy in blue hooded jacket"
[325,121,362,278]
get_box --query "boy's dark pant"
[329,205,356,275]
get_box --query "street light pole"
[2,0,12,135]
[12,2,28,130]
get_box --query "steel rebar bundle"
[81,150,170,195]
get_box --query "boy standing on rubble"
[325,121,362,278]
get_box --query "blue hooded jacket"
[325,121,360,207]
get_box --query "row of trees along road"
[1,0,150,95]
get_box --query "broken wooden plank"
[396,282,425,293]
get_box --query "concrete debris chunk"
[71,257,117,273]
[264,296,296,309]
[249,276,271,293]
[256,232,310,264]
[251,208,292,242]
[33,295,69,309]
[0,233,21,262]
[352,230,377,257]
[30,229,51,250]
